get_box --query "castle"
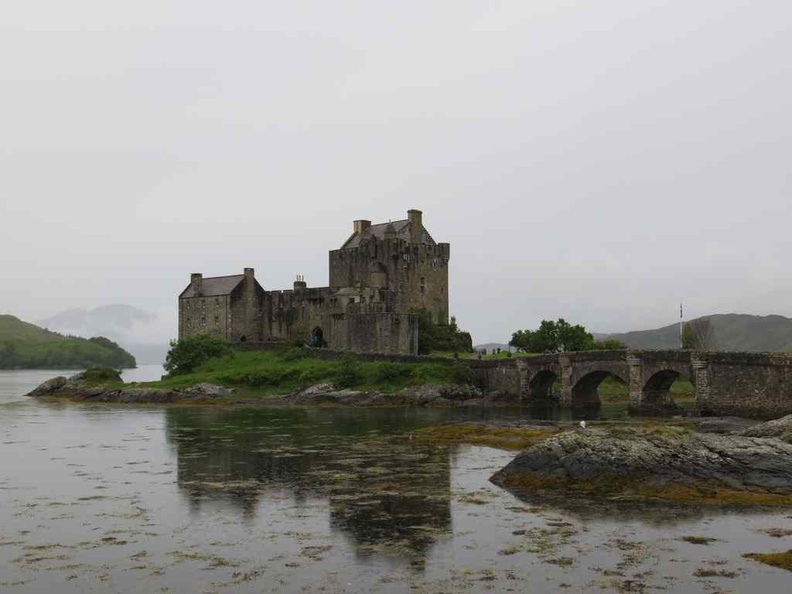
[178,210,450,355]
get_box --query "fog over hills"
[478,314,792,353]
[605,314,792,352]
[40,305,171,365]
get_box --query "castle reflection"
[164,407,453,562]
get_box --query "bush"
[280,347,310,362]
[448,363,473,385]
[413,310,473,355]
[373,362,410,384]
[164,334,231,376]
[335,356,362,388]
[79,367,123,384]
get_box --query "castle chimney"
[407,209,423,243]
[353,219,371,235]
[244,267,255,279]
[191,273,203,295]
[294,273,307,291]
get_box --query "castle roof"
[179,274,245,298]
[341,219,436,249]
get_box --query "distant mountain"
[0,314,136,369]
[474,342,511,354]
[40,305,155,339]
[40,305,170,365]
[605,314,792,352]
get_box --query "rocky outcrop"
[26,376,231,404]
[284,383,487,406]
[491,427,792,498]
[27,376,489,407]
[741,414,792,440]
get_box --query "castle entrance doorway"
[311,327,325,348]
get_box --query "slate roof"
[179,274,244,298]
[341,219,436,249]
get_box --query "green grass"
[596,376,694,403]
[142,349,472,396]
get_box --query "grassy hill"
[606,314,792,352]
[0,314,136,369]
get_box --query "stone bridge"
[469,350,792,418]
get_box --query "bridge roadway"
[468,349,792,418]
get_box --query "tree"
[682,319,715,350]
[509,329,536,352]
[164,334,231,376]
[413,310,473,355]
[509,319,595,353]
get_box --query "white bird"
[579,420,587,429]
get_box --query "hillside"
[606,314,792,352]
[0,315,136,369]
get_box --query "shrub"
[164,334,231,376]
[335,356,362,388]
[280,347,310,362]
[449,363,473,385]
[373,362,410,384]
[79,367,123,384]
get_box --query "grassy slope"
[144,350,471,395]
[0,314,136,369]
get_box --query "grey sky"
[2,1,791,345]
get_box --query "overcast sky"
[1,1,791,344]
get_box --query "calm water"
[1,371,791,592]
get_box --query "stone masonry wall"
[328,239,450,325]
[703,352,792,418]
[179,295,232,341]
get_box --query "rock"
[742,414,792,440]
[184,383,234,398]
[292,383,336,396]
[694,417,760,434]
[398,383,483,403]
[491,427,792,495]
[26,376,68,396]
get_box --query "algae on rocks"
[491,425,792,506]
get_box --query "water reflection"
[164,407,454,561]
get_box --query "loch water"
[1,370,791,593]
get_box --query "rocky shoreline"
[25,373,509,407]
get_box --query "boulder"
[741,414,792,440]
[26,376,68,396]
[184,383,234,398]
[491,427,792,495]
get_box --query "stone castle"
[178,210,449,355]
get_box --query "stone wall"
[328,238,450,325]
[701,352,792,418]
[179,295,232,341]
[344,313,418,355]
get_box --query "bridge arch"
[570,370,628,408]
[640,369,690,413]
[528,370,559,401]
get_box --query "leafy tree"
[509,329,536,352]
[414,311,473,355]
[682,319,715,350]
[509,318,595,353]
[164,334,231,376]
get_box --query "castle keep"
[178,210,449,355]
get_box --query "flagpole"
[679,302,683,349]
